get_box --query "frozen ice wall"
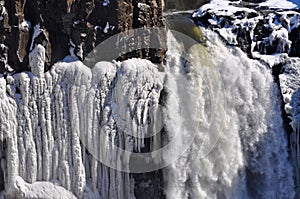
[0,46,164,198]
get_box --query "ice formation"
[0,44,163,198]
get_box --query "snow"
[193,0,299,13]
[76,43,84,60]
[193,0,300,56]
[260,0,297,9]
[218,28,238,44]
[291,0,300,7]
[0,3,6,17]
[30,25,43,51]
[62,55,79,63]
[29,44,46,77]
[6,176,77,199]
[252,52,289,67]
[69,39,83,61]
[269,28,292,53]
[192,0,256,18]
[200,0,298,9]
[68,39,77,59]
[193,0,264,48]
[137,3,150,10]
[103,0,109,6]
[19,20,31,31]
[279,58,300,116]
[103,22,110,33]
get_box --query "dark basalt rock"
[289,26,300,57]
[253,19,272,42]
[235,25,252,55]
[0,0,167,72]
[0,44,8,73]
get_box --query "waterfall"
[163,29,295,199]
[0,23,295,199]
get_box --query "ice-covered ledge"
[0,53,164,198]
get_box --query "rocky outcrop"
[192,2,300,58]
[0,0,166,73]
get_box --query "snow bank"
[193,0,256,18]
[6,176,76,199]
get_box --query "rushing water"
[163,29,295,199]
[0,14,295,199]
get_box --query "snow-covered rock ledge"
[192,0,300,57]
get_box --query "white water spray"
[163,29,295,199]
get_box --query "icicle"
[0,77,19,193]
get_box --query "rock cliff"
[0,0,166,73]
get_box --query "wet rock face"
[0,0,166,72]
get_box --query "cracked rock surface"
[0,0,166,73]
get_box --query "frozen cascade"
[0,42,164,197]
[163,29,295,199]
